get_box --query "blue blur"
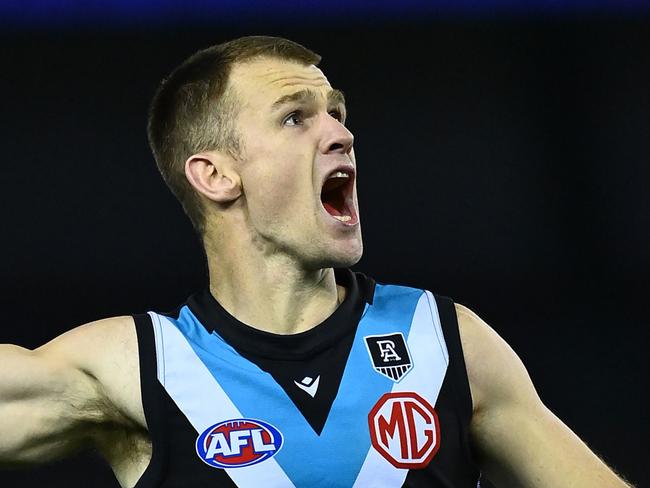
[1,0,649,26]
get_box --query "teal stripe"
[167,284,423,487]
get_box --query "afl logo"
[196,418,283,469]
[368,392,440,469]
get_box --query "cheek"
[244,153,313,217]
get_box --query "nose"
[319,115,354,155]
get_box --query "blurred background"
[1,1,648,486]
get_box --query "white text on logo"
[205,428,276,458]
[377,340,401,362]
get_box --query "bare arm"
[0,316,141,467]
[455,304,632,488]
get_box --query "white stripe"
[353,447,407,488]
[352,292,449,487]
[399,291,449,397]
[150,312,166,385]
[148,312,295,488]
[425,291,449,365]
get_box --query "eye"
[329,108,344,122]
[283,111,303,127]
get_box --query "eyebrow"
[271,88,346,112]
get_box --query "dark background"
[1,5,648,488]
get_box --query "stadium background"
[1,1,648,486]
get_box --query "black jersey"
[133,270,480,487]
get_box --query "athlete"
[0,36,632,487]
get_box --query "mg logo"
[368,392,440,468]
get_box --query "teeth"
[333,215,352,222]
[328,171,349,179]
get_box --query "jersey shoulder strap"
[433,295,474,427]
[131,313,171,488]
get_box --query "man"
[0,36,631,487]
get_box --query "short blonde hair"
[147,36,321,235]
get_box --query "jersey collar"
[186,269,375,360]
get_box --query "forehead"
[229,57,334,107]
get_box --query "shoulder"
[37,315,145,427]
[450,305,631,486]
[37,315,138,377]
[453,303,540,413]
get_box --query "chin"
[319,239,364,270]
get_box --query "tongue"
[321,182,349,218]
[323,201,342,217]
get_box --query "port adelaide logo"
[196,418,283,469]
[364,332,413,382]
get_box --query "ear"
[184,151,242,204]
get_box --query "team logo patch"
[196,418,283,469]
[364,332,413,382]
[368,392,440,469]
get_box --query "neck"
[204,238,345,335]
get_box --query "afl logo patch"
[196,418,283,469]
[368,392,440,469]
[364,332,413,382]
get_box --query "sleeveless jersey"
[132,270,480,487]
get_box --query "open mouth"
[320,169,357,224]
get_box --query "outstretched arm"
[455,304,632,488]
[0,316,139,467]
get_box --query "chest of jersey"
[140,283,476,488]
